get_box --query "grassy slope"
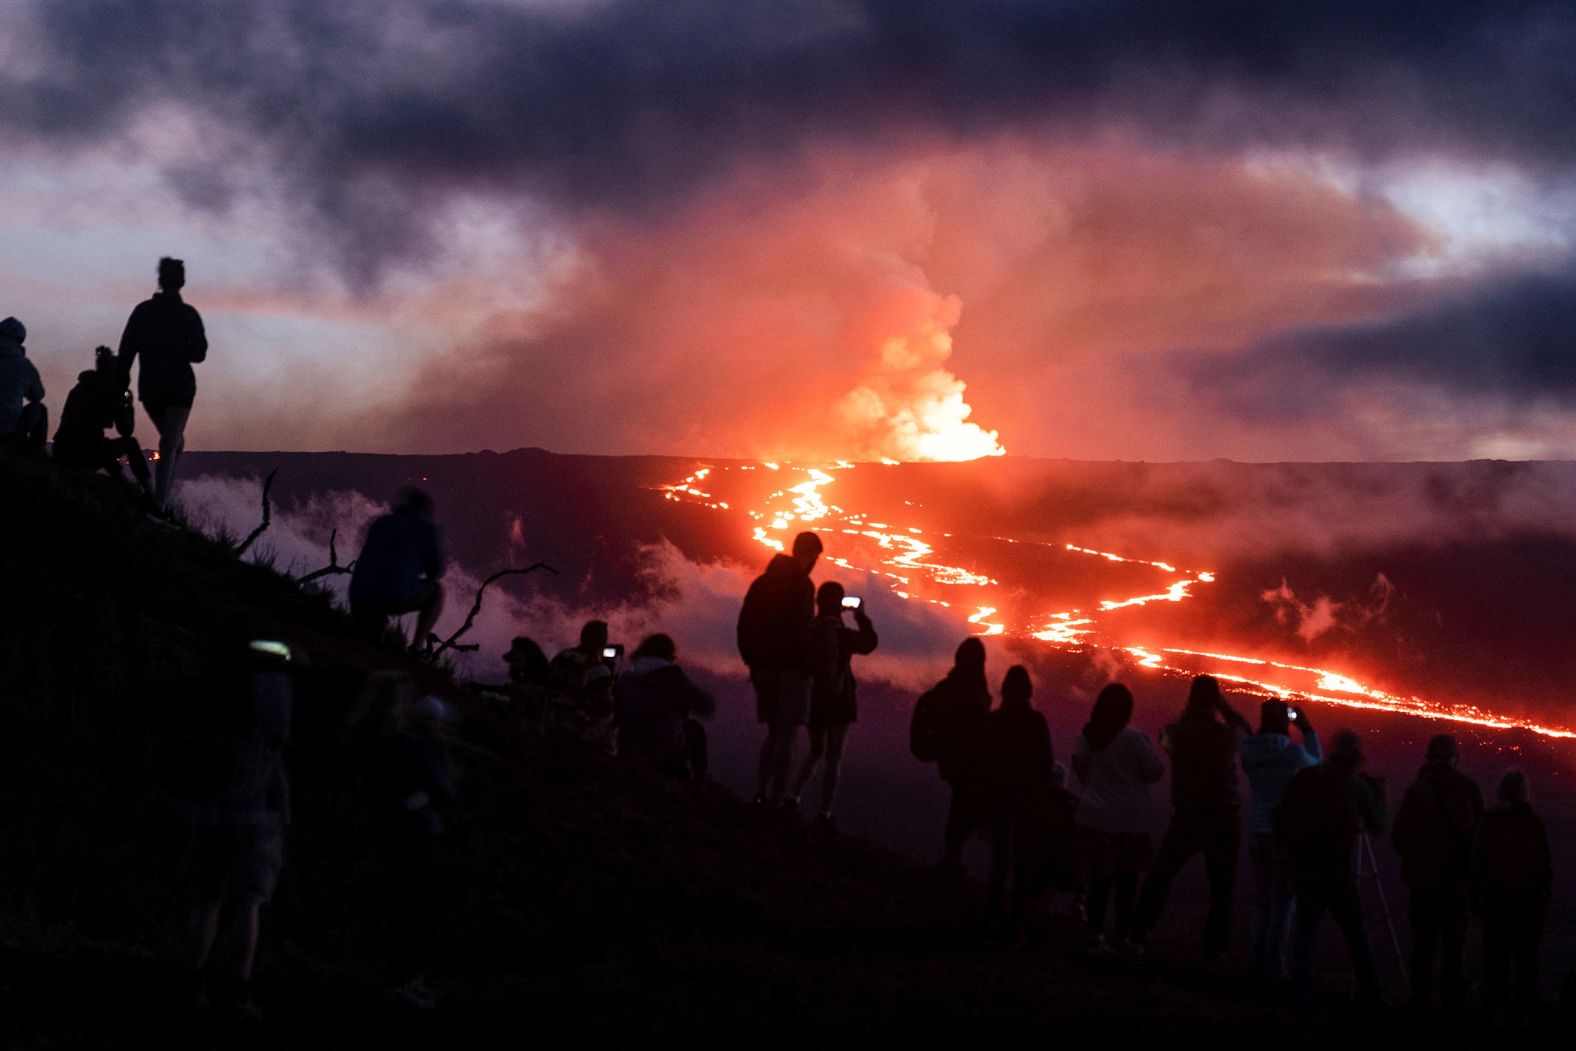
[0,452,1565,1048]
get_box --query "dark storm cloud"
[1194,265,1576,417]
[6,0,1576,266]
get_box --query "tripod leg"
[1361,832,1410,997]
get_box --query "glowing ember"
[658,462,1576,742]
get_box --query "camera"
[1288,706,1301,724]
[603,644,624,659]
[841,596,863,611]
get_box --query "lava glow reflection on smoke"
[659,463,1576,742]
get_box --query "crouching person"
[615,633,716,779]
[52,346,154,499]
[181,633,296,1019]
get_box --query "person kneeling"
[52,345,154,500]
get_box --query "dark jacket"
[0,327,44,434]
[1391,760,1483,889]
[983,703,1054,813]
[1161,709,1246,809]
[1275,758,1386,878]
[117,291,207,407]
[930,669,993,787]
[809,612,878,723]
[349,506,446,608]
[615,655,716,762]
[736,554,814,674]
[1470,802,1552,912]
[53,369,134,453]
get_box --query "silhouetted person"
[1277,728,1387,1008]
[180,633,295,1018]
[983,665,1053,942]
[0,316,47,455]
[1240,699,1322,980]
[502,636,550,728]
[1472,770,1551,1030]
[1132,675,1250,959]
[545,620,619,754]
[117,257,206,510]
[615,633,716,778]
[737,531,821,806]
[52,346,154,498]
[1392,734,1482,1013]
[349,488,446,653]
[365,686,456,1010]
[915,637,994,869]
[1071,682,1163,953]
[790,582,878,827]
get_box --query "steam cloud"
[1261,573,1394,643]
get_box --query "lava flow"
[659,462,1576,742]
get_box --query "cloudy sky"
[3,0,1575,461]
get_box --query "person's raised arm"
[1297,711,1322,764]
[851,608,878,654]
[1218,694,1251,738]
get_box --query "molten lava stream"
[658,462,1576,743]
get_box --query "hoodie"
[116,290,207,407]
[0,319,44,434]
[614,655,717,762]
[736,553,814,674]
[1072,727,1165,834]
[1240,730,1323,835]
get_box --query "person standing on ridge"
[790,581,878,828]
[1392,734,1483,1014]
[0,316,47,455]
[982,664,1053,943]
[910,637,994,870]
[1240,699,1322,980]
[1132,674,1251,961]
[117,256,206,511]
[1471,769,1552,1030]
[737,530,821,808]
[349,488,447,654]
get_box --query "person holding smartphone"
[789,582,877,828]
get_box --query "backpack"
[909,684,945,762]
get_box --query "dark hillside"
[0,452,1568,1047]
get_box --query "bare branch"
[431,562,559,659]
[234,468,278,558]
[296,527,356,586]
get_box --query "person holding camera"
[545,620,620,754]
[1240,699,1322,980]
[1131,675,1251,961]
[1277,728,1388,1008]
[790,582,878,828]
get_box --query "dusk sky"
[4,0,1575,462]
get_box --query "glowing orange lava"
[659,463,1576,742]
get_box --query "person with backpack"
[790,582,878,828]
[0,316,47,455]
[615,633,716,779]
[545,620,619,754]
[116,256,207,511]
[51,345,155,498]
[1277,728,1388,1008]
[982,665,1054,943]
[1240,699,1322,980]
[737,531,821,807]
[911,637,994,870]
[1070,683,1163,953]
[1131,675,1251,960]
[1471,769,1551,1030]
[1391,734,1483,1013]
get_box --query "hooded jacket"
[1240,730,1323,835]
[0,320,44,434]
[1072,727,1165,834]
[1391,760,1483,889]
[614,655,717,762]
[736,553,814,674]
[116,290,207,407]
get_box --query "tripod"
[1358,831,1410,998]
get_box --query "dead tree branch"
[296,528,356,586]
[432,562,559,659]
[234,468,278,558]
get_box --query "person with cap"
[1276,728,1388,1008]
[52,346,155,498]
[502,636,549,729]
[1471,769,1553,1030]
[116,257,207,510]
[1131,675,1251,961]
[349,487,446,653]
[614,633,716,778]
[0,316,47,455]
[1239,699,1322,979]
[736,530,822,808]
[365,687,456,1010]
[1391,733,1483,1013]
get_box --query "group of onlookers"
[1,256,207,513]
